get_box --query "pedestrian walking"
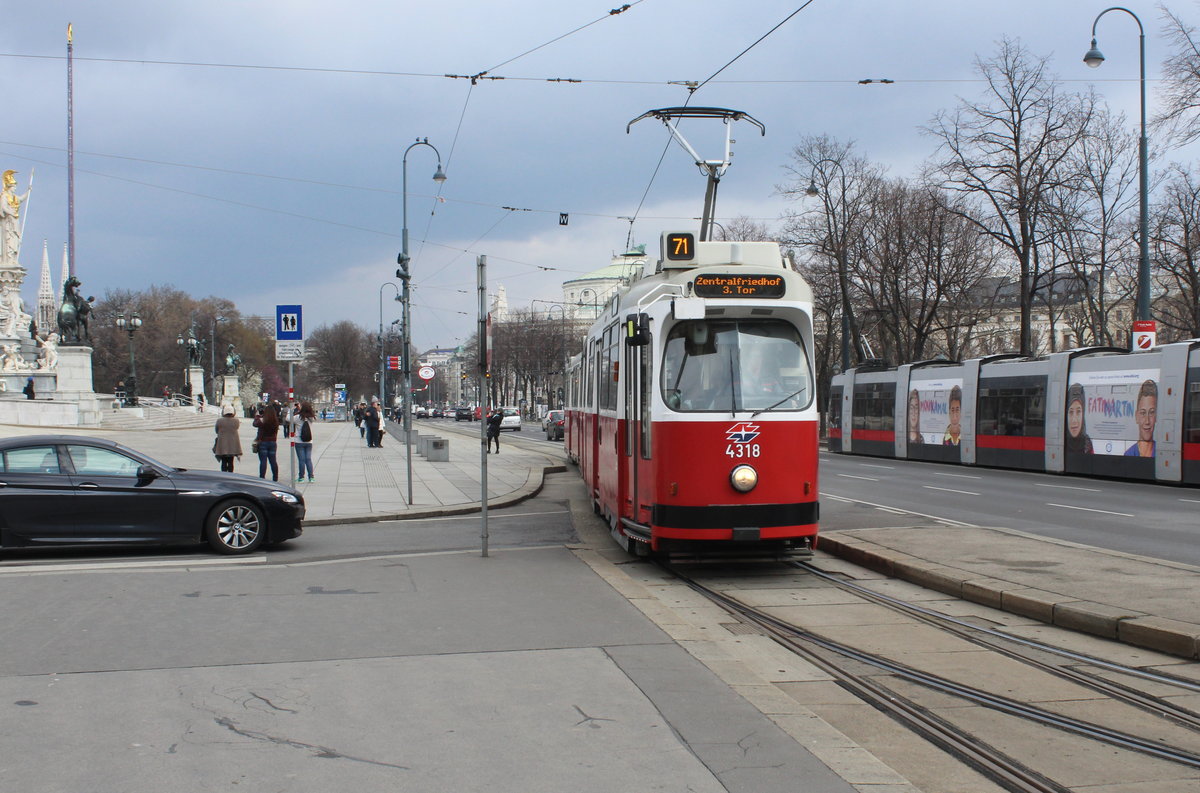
[160,385,171,406]
[291,402,316,482]
[486,409,502,454]
[196,392,206,413]
[22,376,34,400]
[353,402,365,438]
[364,398,383,447]
[252,404,280,481]
[213,404,243,473]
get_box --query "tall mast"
[66,23,75,279]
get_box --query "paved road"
[821,450,1200,565]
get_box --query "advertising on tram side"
[906,379,964,447]
[1066,369,1160,458]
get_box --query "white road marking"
[922,485,981,496]
[837,474,879,482]
[1036,483,1102,492]
[0,556,265,575]
[875,507,907,514]
[824,491,979,528]
[933,472,982,479]
[859,463,895,470]
[1179,498,1200,504]
[1046,503,1134,517]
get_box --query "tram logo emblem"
[726,422,761,444]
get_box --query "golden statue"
[0,169,30,267]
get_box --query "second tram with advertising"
[564,232,820,557]
[829,342,1200,484]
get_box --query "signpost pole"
[478,255,489,558]
[288,363,296,484]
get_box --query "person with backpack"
[291,402,317,482]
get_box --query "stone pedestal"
[54,345,102,426]
[221,374,243,416]
[186,366,205,406]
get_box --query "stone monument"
[221,342,243,415]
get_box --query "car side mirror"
[136,465,158,482]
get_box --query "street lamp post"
[176,329,201,405]
[805,159,858,372]
[115,311,142,406]
[209,315,227,403]
[1085,7,1152,339]
[397,137,446,508]
[532,300,568,410]
[576,288,601,321]
[379,282,401,412]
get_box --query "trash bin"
[428,438,449,462]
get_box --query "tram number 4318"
[725,443,761,458]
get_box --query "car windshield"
[661,319,812,413]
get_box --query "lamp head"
[1084,39,1105,68]
[805,181,820,197]
[432,165,447,183]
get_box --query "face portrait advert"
[1066,369,1159,458]
[907,379,963,446]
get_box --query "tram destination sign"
[692,273,785,298]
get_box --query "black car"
[0,435,304,555]
[454,406,474,421]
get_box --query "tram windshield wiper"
[751,386,808,417]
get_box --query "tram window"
[851,387,894,432]
[1187,378,1200,443]
[978,384,1045,436]
[660,319,812,413]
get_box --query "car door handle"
[77,482,99,489]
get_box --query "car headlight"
[271,490,299,504]
[730,464,758,493]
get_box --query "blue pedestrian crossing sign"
[276,305,303,341]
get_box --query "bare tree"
[715,215,773,241]
[925,37,1094,356]
[1155,6,1200,148]
[779,135,885,368]
[1151,163,1200,338]
[303,321,375,402]
[1047,101,1140,346]
[851,180,1001,362]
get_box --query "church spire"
[36,240,55,333]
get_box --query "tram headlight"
[730,464,758,493]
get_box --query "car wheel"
[207,498,266,554]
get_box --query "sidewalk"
[0,415,564,526]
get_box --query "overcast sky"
[1,1,1192,352]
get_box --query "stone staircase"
[99,397,219,430]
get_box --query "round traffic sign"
[418,366,436,381]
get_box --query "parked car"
[500,407,522,431]
[545,410,565,441]
[541,410,563,431]
[0,435,304,555]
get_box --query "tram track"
[659,559,1200,793]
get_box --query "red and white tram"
[565,231,820,557]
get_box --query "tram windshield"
[661,319,812,413]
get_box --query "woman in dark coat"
[213,404,243,472]
[252,405,281,481]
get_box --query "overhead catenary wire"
[623,2,818,234]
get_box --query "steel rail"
[665,564,1200,777]
[795,560,1200,727]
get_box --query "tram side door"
[623,326,653,526]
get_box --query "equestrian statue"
[57,276,94,345]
